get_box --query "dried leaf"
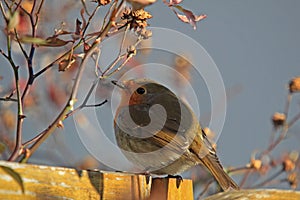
[84,43,91,53]
[20,36,48,45]
[73,19,82,40]
[176,13,190,23]
[0,165,24,193]
[58,56,76,72]
[44,37,71,47]
[172,5,206,30]
[80,8,87,29]
[20,36,70,47]
[168,0,183,5]
[7,11,20,32]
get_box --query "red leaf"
[173,6,206,30]
[169,0,183,5]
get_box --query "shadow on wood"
[0,161,193,199]
[1,161,299,199]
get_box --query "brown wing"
[117,91,198,155]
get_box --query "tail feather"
[201,155,239,191]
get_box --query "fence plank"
[0,161,193,200]
[204,189,300,200]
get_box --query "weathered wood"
[149,178,193,200]
[0,161,193,200]
[204,189,300,200]
[3,161,297,200]
[0,160,150,199]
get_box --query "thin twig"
[8,65,25,161]
[21,0,45,101]
[288,111,300,127]
[94,48,102,76]
[0,2,8,23]
[284,93,292,117]
[101,53,127,76]
[14,30,29,59]
[81,0,90,16]
[197,179,214,199]
[262,124,289,157]
[239,169,252,188]
[269,128,277,146]
[119,23,130,55]
[33,3,98,79]
[21,42,96,162]
[227,165,251,174]
[0,97,17,102]
[0,48,9,60]
[12,0,23,13]
[250,168,284,188]
[2,0,10,12]
[82,5,100,36]
[5,88,16,99]
[85,100,108,107]
[258,91,299,160]
[101,0,118,32]
[65,79,106,118]
[35,0,45,23]
[1,5,27,161]
[30,0,37,14]
[66,99,108,118]
[20,0,124,163]
[102,30,141,77]
[34,8,101,79]
[22,131,44,148]
[100,23,130,76]
[104,54,132,77]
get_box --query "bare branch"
[0,97,17,102]
[20,0,125,163]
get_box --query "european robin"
[113,78,239,190]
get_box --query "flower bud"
[287,172,298,189]
[271,112,286,128]
[127,45,136,57]
[289,77,300,93]
[250,159,262,170]
[282,158,295,172]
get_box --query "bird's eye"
[136,87,146,95]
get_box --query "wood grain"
[204,189,300,200]
[0,161,193,200]
[1,161,297,199]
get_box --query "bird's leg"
[167,175,183,188]
[141,170,151,185]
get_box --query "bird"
[113,78,239,191]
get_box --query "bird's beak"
[111,80,125,89]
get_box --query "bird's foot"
[167,175,183,188]
[143,171,151,185]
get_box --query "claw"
[167,175,183,188]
